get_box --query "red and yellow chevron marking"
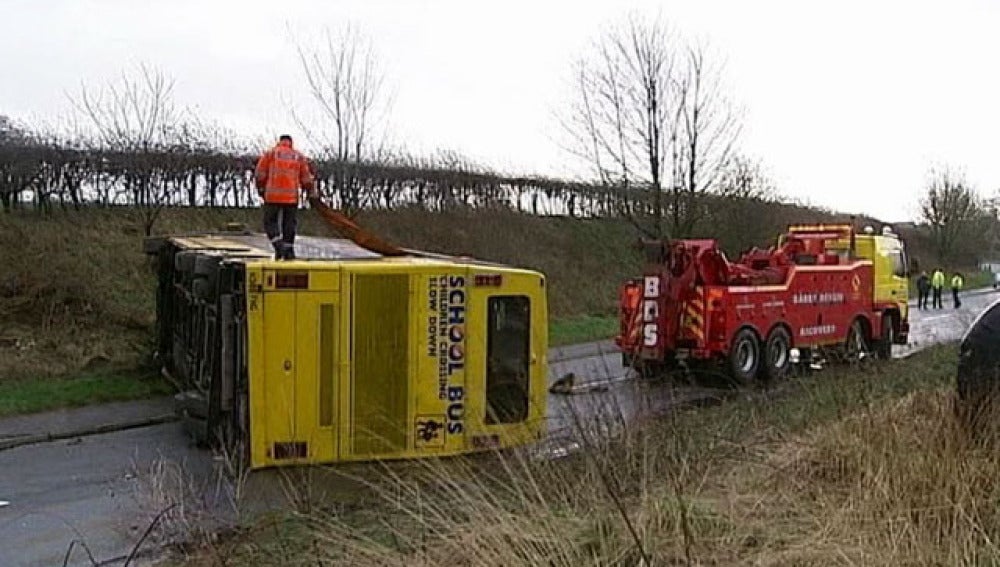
[627,307,643,345]
[681,286,705,341]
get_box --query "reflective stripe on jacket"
[255,142,315,204]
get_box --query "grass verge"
[549,315,617,346]
[0,208,641,381]
[0,370,172,418]
[966,269,994,289]
[170,343,997,566]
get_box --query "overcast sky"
[2,0,998,221]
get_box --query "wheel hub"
[771,339,788,367]
[737,341,755,373]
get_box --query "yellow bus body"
[146,233,548,469]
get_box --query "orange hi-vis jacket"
[255,141,315,204]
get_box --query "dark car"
[957,297,1000,433]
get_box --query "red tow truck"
[616,224,910,382]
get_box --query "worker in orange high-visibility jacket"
[254,135,317,260]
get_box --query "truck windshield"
[485,295,530,424]
[890,249,906,278]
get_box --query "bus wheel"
[762,326,792,381]
[729,328,761,385]
[876,313,894,359]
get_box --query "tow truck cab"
[819,225,910,344]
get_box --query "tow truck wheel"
[845,318,870,362]
[762,327,792,381]
[621,352,634,369]
[876,313,894,359]
[634,360,662,380]
[729,328,761,385]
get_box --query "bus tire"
[729,328,761,385]
[175,251,197,273]
[192,277,212,301]
[194,254,218,277]
[762,326,792,381]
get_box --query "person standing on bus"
[255,135,317,260]
[916,271,930,310]
[931,268,945,309]
[952,272,965,309]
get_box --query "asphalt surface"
[895,291,991,358]
[2,288,997,566]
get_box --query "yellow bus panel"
[245,261,548,469]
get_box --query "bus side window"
[485,296,530,424]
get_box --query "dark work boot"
[283,246,296,261]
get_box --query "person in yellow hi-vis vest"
[951,272,964,309]
[931,268,946,309]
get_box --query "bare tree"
[675,44,742,235]
[920,166,989,262]
[75,64,179,153]
[561,14,741,238]
[73,64,184,234]
[710,155,780,254]
[292,24,392,212]
[0,115,42,212]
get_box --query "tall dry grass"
[725,388,1000,565]
[175,344,1000,567]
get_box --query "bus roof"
[146,231,510,268]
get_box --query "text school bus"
[145,229,548,469]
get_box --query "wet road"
[0,423,211,567]
[895,290,993,357]
[2,288,997,566]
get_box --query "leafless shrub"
[560,13,742,239]
[920,165,994,266]
[72,64,184,234]
[292,24,393,212]
[134,451,250,563]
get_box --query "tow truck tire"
[634,360,660,380]
[876,313,894,359]
[729,328,761,385]
[621,352,634,369]
[845,318,870,361]
[762,326,792,381]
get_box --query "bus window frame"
[484,295,531,425]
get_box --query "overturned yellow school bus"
[144,229,548,469]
